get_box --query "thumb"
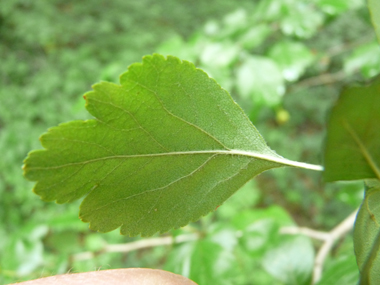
[11,268,197,285]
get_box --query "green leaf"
[262,235,314,285]
[252,0,282,22]
[232,206,294,231]
[166,223,238,283]
[237,24,272,50]
[236,55,284,107]
[215,181,260,221]
[268,41,314,82]
[280,2,324,39]
[221,9,248,38]
[157,35,198,63]
[317,0,363,15]
[165,239,236,284]
[2,224,48,276]
[232,206,295,256]
[336,181,365,208]
[316,255,359,285]
[368,0,380,44]
[354,180,380,284]
[323,75,380,182]
[200,41,239,68]
[344,41,380,79]
[23,54,321,236]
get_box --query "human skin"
[10,268,197,285]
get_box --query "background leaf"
[165,238,236,284]
[323,75,380,182]
[236,56,284,107]
[368,0,380,44]
[267,41,315,82]
[279,1,324,38]
[343,41,380,79]
[237,24,271,50]
[316,255,359,285]
[353,180,380,284]
[317,0,363,15]
[23,54,304,237]
[232,206,294,257]
[262,235,314,285]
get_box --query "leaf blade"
[354,180,380,284]
[323,75,380,182]
[24,54,319,236]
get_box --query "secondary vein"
[342,119,380,180]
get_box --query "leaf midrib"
[27,149,323,171]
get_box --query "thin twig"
[290,71,346,93]
[313,210,358,284]
[280,226,330,241]
[281,209,358,284]
[72,233,199,262]
[289,33,374,93]
[326,33,375,57]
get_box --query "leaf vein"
[86,154,216,217]
[133,81,230,150]
[342,119,380,180]
[90,95,169,152]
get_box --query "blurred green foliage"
[0,0,378,284]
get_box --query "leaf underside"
[323,75,380,182]
[24,54,288,236]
